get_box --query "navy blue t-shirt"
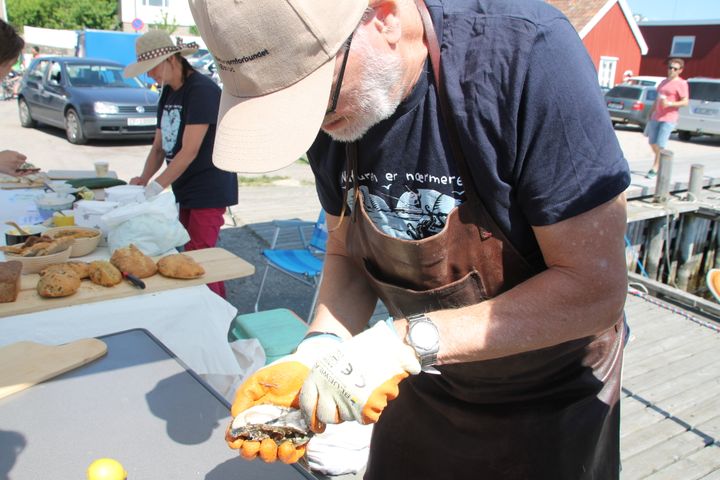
[158,72,238,209]
[308,0,630,258]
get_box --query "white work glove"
[144,180,164,199]
[299,321,421,431]
[227,334,341,463]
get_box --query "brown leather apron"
[343,2,625,478]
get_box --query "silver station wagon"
[17,56,159,144]
[677,78,720,141]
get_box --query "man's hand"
[0,150,27,176]
[129,176,147,186]
[227,335,341,463]
[299,321,421,431]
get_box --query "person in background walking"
[0,20,29,176]
[645,58,689,178]
[124,30,238,298]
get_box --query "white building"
[118,0,199,37]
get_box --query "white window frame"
[142,0,169,7]
[671,36,695,58]
[598,56,619,89]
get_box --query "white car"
[676,78,720,141]
[622,76,665,88]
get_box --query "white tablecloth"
[0,188,244,378]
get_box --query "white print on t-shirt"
[161,105,182,156]
[347,185,462,240]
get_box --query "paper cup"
[94,161,109,177]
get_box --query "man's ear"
[370,1,402,45]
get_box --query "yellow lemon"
[87,458,127,480]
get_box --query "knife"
[122,272,146,289]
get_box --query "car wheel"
[677,130,692,142]
[65,108,87,145]
[18,98,36,128]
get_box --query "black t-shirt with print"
[308,0,630,259]
[157,72,238,209]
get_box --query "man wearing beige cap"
[191,0,631,478]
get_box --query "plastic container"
[4,225,47,245]
[53,210,75,227]
[45,181,77,195]
[35,193,76,220]
[73,200,120,235]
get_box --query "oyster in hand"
[229,404,313,446]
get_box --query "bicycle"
[2,70,22,100]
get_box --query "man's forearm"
[404,195,628,366]
[310,253,379,339]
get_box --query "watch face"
[410,321,438,351]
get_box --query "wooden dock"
[621,291,720,479]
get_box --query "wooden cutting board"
[0,247,255,318]
[0,182,45,189]
[0,338,107,399]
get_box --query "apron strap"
[415,0,481,204]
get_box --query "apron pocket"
[361,259,488,318]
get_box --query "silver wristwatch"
[406,314,440,373]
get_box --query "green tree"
[7,0,119,31]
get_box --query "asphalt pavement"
[1,99,720,318]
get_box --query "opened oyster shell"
[229,405,312,446]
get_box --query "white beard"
[323,36,404,143]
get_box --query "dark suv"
[605,84,658,129]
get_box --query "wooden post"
[653,149,673,203]
[645,218,666,280]
[688,164,704,199]
[676,215,703,291]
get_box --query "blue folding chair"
[254,211,327,321]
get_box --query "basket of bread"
[44,226,102,257]
[0,235,74,274]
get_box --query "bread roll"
[37,271,81,298]
[110,244,157,278]
[88,261,122,287]
[157,254,205,279]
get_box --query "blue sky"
[626,0,720,21]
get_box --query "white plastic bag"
[102,191,189,255]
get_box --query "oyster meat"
[229,405,313,446]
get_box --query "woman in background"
[124,30,238,298]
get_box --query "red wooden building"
[639,21,720,79]
[547,0,648,87]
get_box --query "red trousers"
[179,207,226,298]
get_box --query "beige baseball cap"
[189,0,368,173]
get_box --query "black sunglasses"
[668,66,681,71]
[325,34,354,115]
